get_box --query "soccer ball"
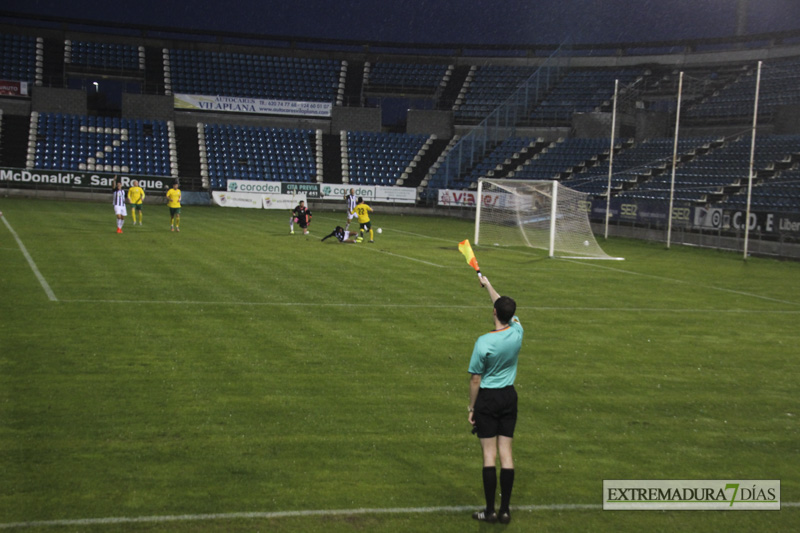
[583,240,590,246]
[377,228,382,234]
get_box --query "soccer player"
[127,180,145,225]
[112,179,127,234]
[344,188,358,231]
[166,182,182,232]
[468,275,522,525]
[290,200,312,235]
[320,225,357,243]
[351,197,374,243]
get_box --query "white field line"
[310,215,448,267]
[1,502,797,529]
[559,257,800,307]
[363,224,800,308]
[57,299,800,314]
[1,215,57,301]
[359,245,447,267]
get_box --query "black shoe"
[498,510,511,524]
[472,510,497,523]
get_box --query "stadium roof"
[3,0,800,46]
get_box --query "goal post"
[475,178,623,260]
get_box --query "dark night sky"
[4,0,800,45]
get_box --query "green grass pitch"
[1,197,798,532]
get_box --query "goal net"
[475,179,622,260]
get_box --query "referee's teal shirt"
[468,316,523,389]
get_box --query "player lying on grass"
[320,225,358,243]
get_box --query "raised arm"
[479,275,501,304]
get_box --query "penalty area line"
[2,502,797,529]
[3,502,797,529]
[358,245,446,267]
[0,503,601,529]
[1,215,57,302]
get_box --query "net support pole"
[666,71,684,249]
[604,79,618,240]
[475,178,484,246]
[743,60,762,260]
[549,179,558,257]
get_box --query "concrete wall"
[406,109,453,138]
[0,97,31,116]
[31,87,87,115]
[122,93,175,122]
[772,104,800,135]
[330,106,381,133]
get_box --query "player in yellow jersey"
[166,182,182,232]
[351,197,374,243]
[127,180,145,225]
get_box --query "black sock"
[499,468,515,513]
[482,466,496,513]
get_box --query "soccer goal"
[475,179,623,260]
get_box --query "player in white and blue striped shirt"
[344,188,358,231]
[112,179,127,234]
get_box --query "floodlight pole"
[666,71,683,249]
[604,79,618,240]
[743,61,762,260]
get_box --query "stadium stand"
[530,69,643,124]
[164,49,344,103]
[363,61,451,94]
[29,112,176,176]
[685,57,800,122]
[201,124,318,189]
[2,14,800,227]
[453,65,537,122]
[457,136,549,189]
[0,32,42,85]
[342,131,432,186]
[512,138,623,182]
[616,135,800,204]
[65,40,144,71]
[563,137,724,195]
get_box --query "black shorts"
[473,385,517,439]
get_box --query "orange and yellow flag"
[458,239,481,273]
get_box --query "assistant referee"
[467,275,522,525]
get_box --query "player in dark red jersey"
[289,200,312,235]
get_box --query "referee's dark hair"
[494,296,516,324]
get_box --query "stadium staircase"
[341,61,364,107]
[401,137,448,188]
[321,133,343,183]
[437,65,470,109]
[41,38,65,87]
[143,46,165,94]
[175,126,202,189]
[0,115,30,168]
